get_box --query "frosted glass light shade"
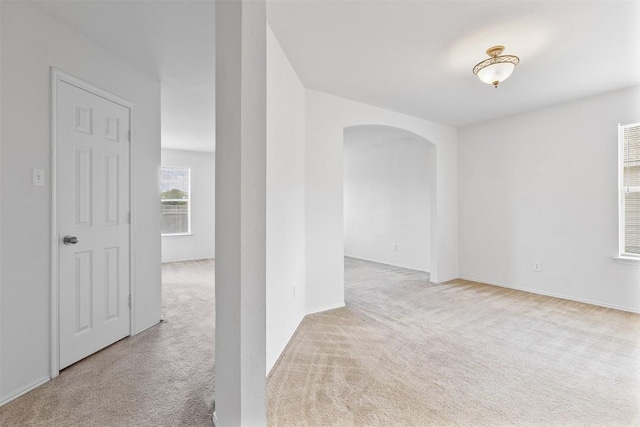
[476,62,515,86]
[472,45,520,88]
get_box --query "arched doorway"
[343,125,437,278]
[343,125,437,282]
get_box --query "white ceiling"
[34,0,216,153]
[268,0,640,128]
[33,0,640,152]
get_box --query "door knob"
[63,235,79,245]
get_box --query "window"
[160,166,191,235]
[620,122,640,257]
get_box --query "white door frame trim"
[50,68,135,378]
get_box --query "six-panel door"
[57,81,131,369]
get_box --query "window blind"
[623,123,640,255]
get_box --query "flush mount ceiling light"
[473,45,520,88]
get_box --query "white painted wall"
[265,26,306,374]
[161,149,215,263]
[0,1,3,405]
[214,1,267,424]
[305,90,458,314]
[0,2,161,404]
[459,86,640,313]
[344,126,431,272]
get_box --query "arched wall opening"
[343,125,437,277]
[304,90,458,316]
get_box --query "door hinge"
[127,212,132,224]
[128,130,132,143]
[128,295,132,307]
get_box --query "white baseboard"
[134,319,161,335]
[267,313,305,378]
[267,303,346,379]
[212,411,222,427]
[269,304,345,377]
[436,275,459,284]
[0,376,50,407]
[344,254,428,273]
[306,302,345,316]
[161,256,215,264]
[459,275,640,314]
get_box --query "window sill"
[162,233,193,238]
[613,256,640,266]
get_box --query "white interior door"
[57,80,131,370]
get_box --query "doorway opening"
[343,125,437,278]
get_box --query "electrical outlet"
[533,261,542,272]
[32,168,45,187]
[392,243,397,252]
[293,283,296,298]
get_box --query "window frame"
[160,166,192,237]
[618,121,640,259]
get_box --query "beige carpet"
[0,259,215,427]
[2,257,639,426]
[268,257,640,426]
